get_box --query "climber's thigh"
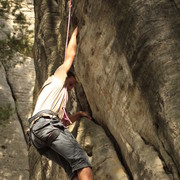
[50,128,92,173]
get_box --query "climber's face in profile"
[65,76,77,91]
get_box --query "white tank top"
[33,66,67,119]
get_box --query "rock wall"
[32,0,180,179]
[0,0,35,179]
[0,57,34,179]
[74,0,180,179]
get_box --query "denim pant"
[30,115,91,179]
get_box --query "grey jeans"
[30,114,91,179]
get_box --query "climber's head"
[65,70,77,91]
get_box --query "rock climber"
[29,27,93,180]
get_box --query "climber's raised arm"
[54,27,78,78]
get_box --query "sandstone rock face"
[32,0,180,179]
[0,0,35,128]
[6,54,35,131]
[74,1,180,179]
[0,0,35,179]
[0,62,29,179]
[76,118,128,180]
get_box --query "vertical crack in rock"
[151,135,179,179]
[141,136,172,175]
[101,124,133,179]
[3,65,28,145]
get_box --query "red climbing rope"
[64,0,72,58]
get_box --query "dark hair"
[67,70,75,78]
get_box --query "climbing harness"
[64,0,72,57]
[28,111,57,129]
[28,110,62,154]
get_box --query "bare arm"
[54,27,78,78]
[69,111,91,123]
[63,111,92,126]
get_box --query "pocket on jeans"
[52,121,65,130]
[32,119,59,143]
[32,118,50,131]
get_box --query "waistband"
[28,110,58,127]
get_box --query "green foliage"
[0,0,33,68]
[0,33,33,69]
[0,0,9,9]
[0,0,9,17]
[15,12,26,23]
[12,5,20,15]
[8,35,33,57]
[0,104,14,126]
[0,9,4,17]
[0,39,14,69]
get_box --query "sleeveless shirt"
[32,65,68,119]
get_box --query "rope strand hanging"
[64,0,72,58]
[62,0,72,125]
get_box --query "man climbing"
[29,27,93,180]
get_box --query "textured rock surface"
[6,54,35,132]
[0,0,35,179]
[31,0,180,179]
[0,62,29,180]
[76,118,128,180]
[0,57,35,180]
[74,0,180,179]
[29,145,68,180]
